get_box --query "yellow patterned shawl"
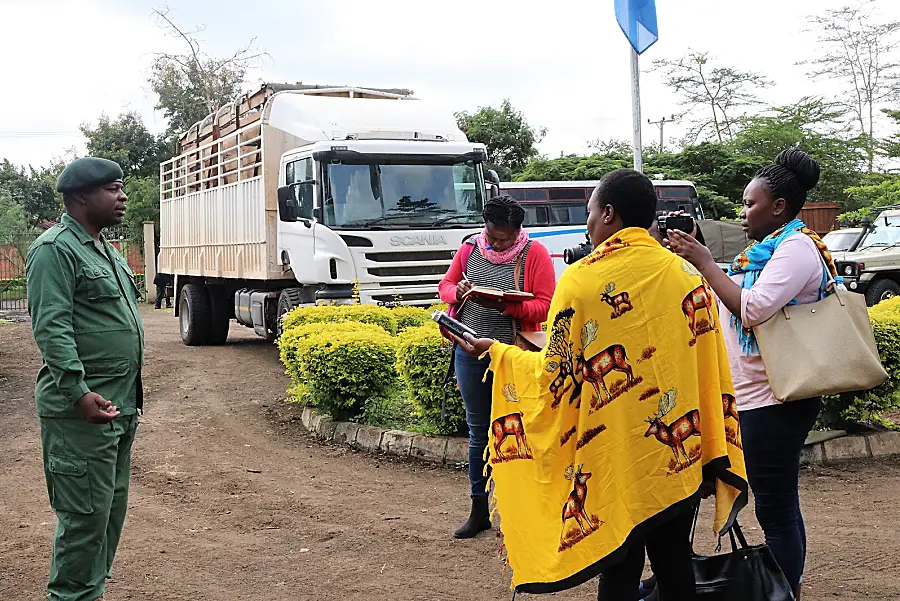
[485,227,748,594]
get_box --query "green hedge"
[282,304,399,335]
[395,322,465,434]
[390,305,432,332]
[278,321,396,419]
[820,298,900,430]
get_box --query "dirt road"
[1,308,899,600]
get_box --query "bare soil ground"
[1,308,898,600]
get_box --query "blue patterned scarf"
[727,218,841,356]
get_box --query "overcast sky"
[3,0,900,168]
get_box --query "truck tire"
[276,288,304,338]
[865,278,900,306]
[207,285,231,345]
[180,284,212,346]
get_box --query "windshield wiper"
[431,212,482,227]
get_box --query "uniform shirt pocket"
[47,455,93,514]
[83,266,121,302]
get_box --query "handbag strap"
[511,248,527,340]
[690,499,748,553]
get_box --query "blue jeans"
[455,346,493,498]
[739,397,821,596]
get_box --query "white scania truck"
[158,84,496,345]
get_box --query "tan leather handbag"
[754,280,888,401]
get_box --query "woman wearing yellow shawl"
[456,169,748,599]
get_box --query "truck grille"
[367,265,448,277]
[371,291,440,303]
[365,250,454,262]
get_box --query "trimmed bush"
[395,322,465,434]
[819,297,900,430]
[390,305,432,332]
[279,322,396,417]
[282,304,398,335]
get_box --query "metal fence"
[0,231,37,312]
[0,226,146,312]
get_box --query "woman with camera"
[437,195,555,539]
[668,149,836,599]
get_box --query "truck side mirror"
[277,186,298,222]
[485,169,501,199]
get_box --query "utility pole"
[647,115,675,152]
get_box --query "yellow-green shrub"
[820,297,900,430]
[428,302,450,314]
[279,322,396,417]
[281,304,398,334]
[390,305,432,332]
[395,322,464,434]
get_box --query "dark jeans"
[740,397,821,596]
[597,501,697,601]
[155,285,171,309]
[454,345,493,498]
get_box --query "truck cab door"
[277,155,317,283]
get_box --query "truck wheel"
[180,284,212,346]
[276,288,304,338]
[207,285,231,345]
[865,279,900,306]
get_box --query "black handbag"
[643,508,794,601]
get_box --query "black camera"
[564,232,592,265]
[658,213,695,239]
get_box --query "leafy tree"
[653,51,771,143]
[586,138,632,155]
[839,174,900,225]
[0,159,64,223]
[455,99,546,180]
[730,97,866,209]
[122,176,161,249]
[80,112,169,179]
[801,3,900,172]
[0,190,38,276]
[149,8,266,139]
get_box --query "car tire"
[865,278,900,306]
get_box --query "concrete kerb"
[293,405,900,468]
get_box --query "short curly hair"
[483,195,526,229]
[593,168,657,229]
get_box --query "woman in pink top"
[669,150,839,599]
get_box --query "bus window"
[507,188,527,201]
[548,188,587,201]
[524,189,548,201]
[524,205,550,226]
[550,203,588,225]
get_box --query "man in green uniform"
[27,157,145,601]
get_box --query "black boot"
[454,496,491,539]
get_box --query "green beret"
[56,157,124,194]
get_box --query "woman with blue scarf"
[668,149,838,600]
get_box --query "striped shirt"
[458,242,530,344]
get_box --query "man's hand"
[452,332,496,357]
[667,229,716,274]
[76,392,120,424]
[456,279,473,302]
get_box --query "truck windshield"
[859,226,900,249]
[822,230,859,252]
[323,160,484,229]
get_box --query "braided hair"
[754,149,821,216]
[483,195,526,229]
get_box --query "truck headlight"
[844,265,853,276]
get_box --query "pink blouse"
[718,234,824,411]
